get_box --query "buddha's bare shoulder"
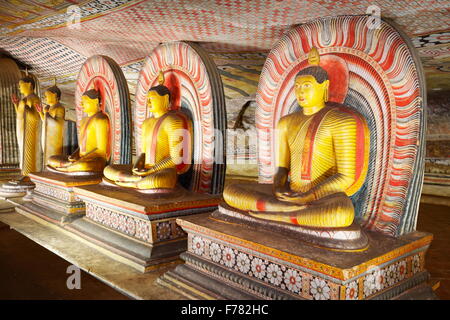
[49,103,65,115]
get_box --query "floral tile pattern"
[310,277,331,300]
[156,220,186,242]
[34,184,69,202]
[34,182,78,202]
[188,234,341,300]
[85,202,151,242]
[362,253,424,299]
[188,233,426,300]
[84,202,186,244]
[345,280,359,300]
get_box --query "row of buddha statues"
[12,47,369,230]
[13,71,195,190]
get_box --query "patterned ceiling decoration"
[0,0,448,93]
[0,35,85,77]
[0,0,127,34]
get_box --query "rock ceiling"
[0,0,449,100]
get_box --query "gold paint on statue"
[11,76,41,176]
[37,82,65,165]
[104,73,192,190]
[47,89,110,173]
[223,48,369,228]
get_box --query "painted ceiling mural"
[0,0,448,89]
[0,0,449,176]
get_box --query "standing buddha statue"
[103,71,192,190]
[223,48,370,228]
[11,74,41,176]
[36,81,65,165]
[47,88,110,174]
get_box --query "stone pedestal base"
[0,199,15,213]
[21,172,102,224]
[159,213,436,300]
[214,203,369,251]
[0,176,35,199]
[63,183,222,272]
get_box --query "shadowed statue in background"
[35,80,65,165]
[47,88,110,174]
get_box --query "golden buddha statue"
[103,72,192,190]
[47,88,110,174]
[36,81,65,165]
[11,75,41,176]
[223,48,369,228]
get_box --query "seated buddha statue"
[103,72,192,191]
[35,82,65,165]
[11,75,41,176]
[223,48,369,228]
[47,88,110,174]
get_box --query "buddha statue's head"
[81,89,101,116]
[294,48,329,115]
[147,72,171,118]
[44,85,61,106]
[18,76,35,96]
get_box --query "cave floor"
[0,197,448,300]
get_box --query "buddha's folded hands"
[276,191,308,204]
[132,167,151,176]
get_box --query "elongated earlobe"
[323,80,329,103]
[164,94,170,110]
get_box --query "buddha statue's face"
[81,95,100,115]
[294,75,329,109]
[147,90,169,116]
[44,90,58,106]
[19,80,33,95]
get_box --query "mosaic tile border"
[187,234,426,300]
[33,181,80,203]
[84,202,186,244]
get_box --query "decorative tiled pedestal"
[16,172,102,224]
[159,213,436,300]
[0,168,33,200]
[65,183,222,272]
